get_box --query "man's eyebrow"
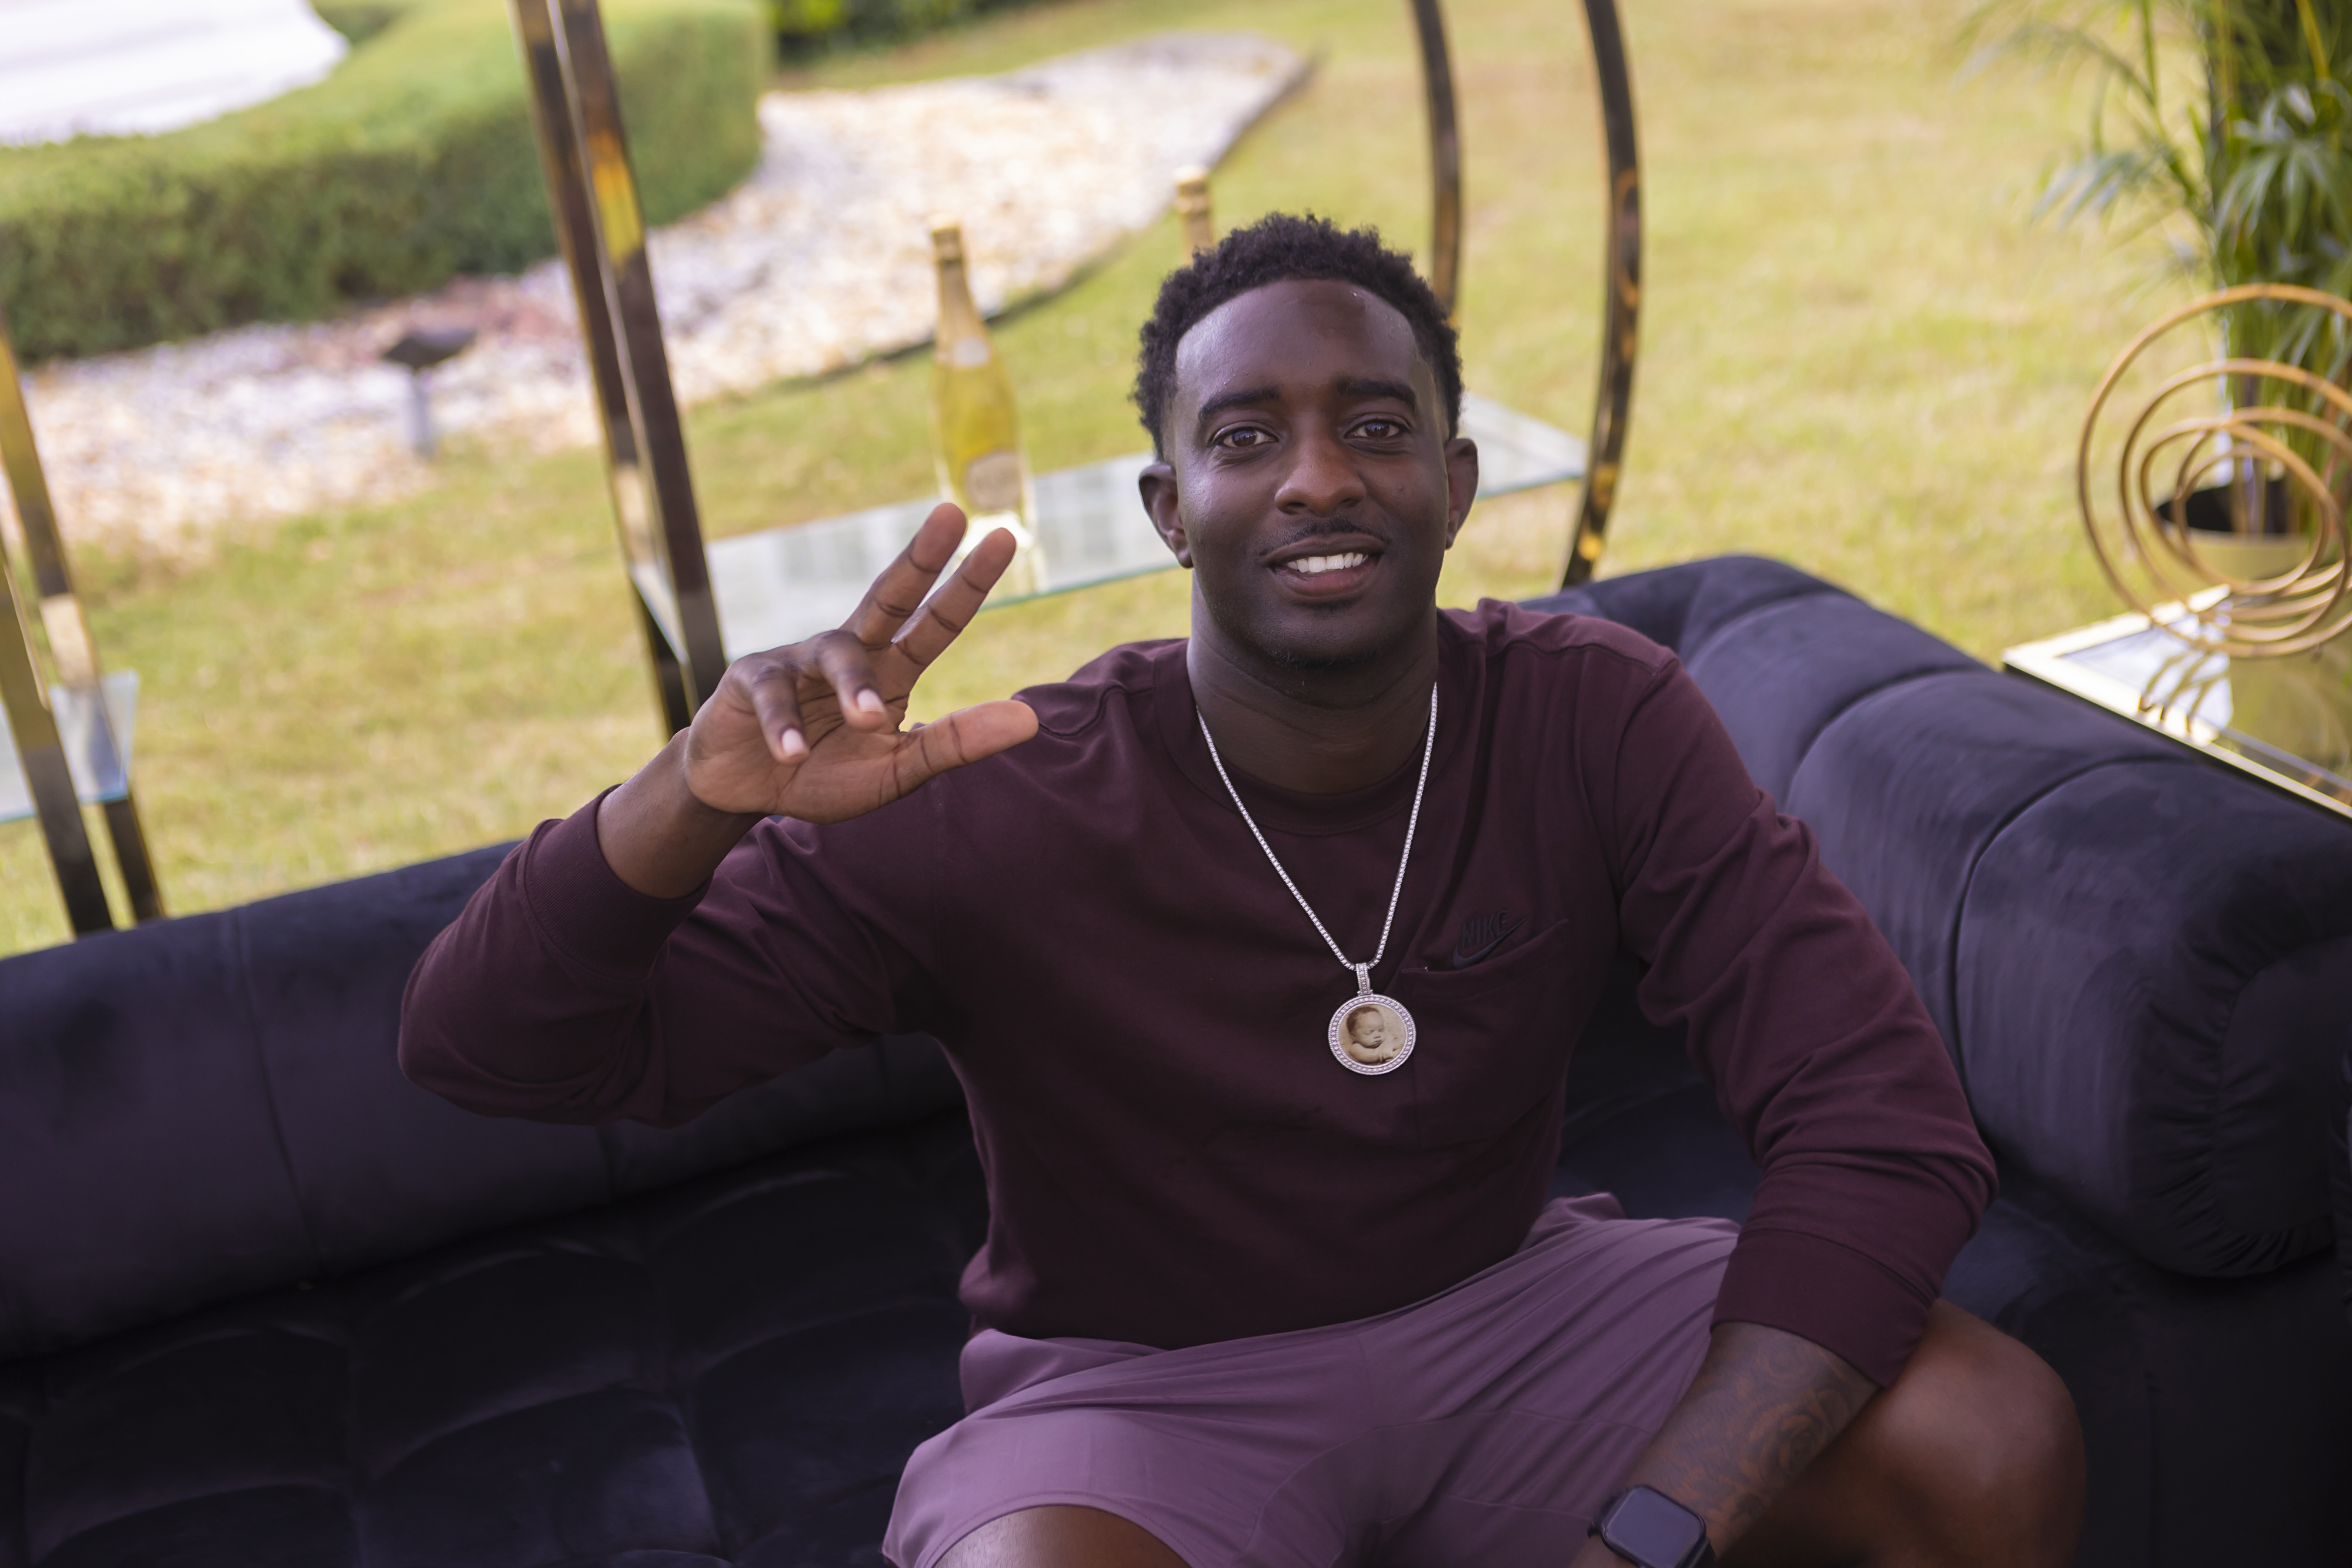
[1337,377,1419,407]
[1193,385,1281,431]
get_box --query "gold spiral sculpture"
[2079,282,2352,657]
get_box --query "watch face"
[1604,1487,1708,1567]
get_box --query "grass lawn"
[0,0,2169,953]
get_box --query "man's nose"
[1274,423,1364,516]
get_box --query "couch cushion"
[1956,763,2352,1276]
[2338,1038,2352,1326]
[1544,564,1983,804]
[1790,676,2352,1276]
[0,1110,982,1568]
[1677,592,1983,804]
[0,849,964,1360]
[1782,669,2181,1059]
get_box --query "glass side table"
[0,671,140,825]
[687,392,1586,661]
[2005,596,2352,823]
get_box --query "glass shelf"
[0,671,140,826]
[2004,604,2351,822]
[699,392,1586,660]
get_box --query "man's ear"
[1138,462,1194,569]
[1442,435,1479,549]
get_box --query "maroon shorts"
[884,1196,1738,1568]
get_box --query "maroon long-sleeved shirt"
[400,603,1993,1385]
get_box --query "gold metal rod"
[549,0,729,713]
[1562,0,1642,589]
[0,299,157,924]
[0,531,111,935]
[101,797,160,917]
[506,0,692,733]
[1408,0,1463,320]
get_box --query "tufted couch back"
[6,557,2346,1364]
[1539,558,2352,1283]
[0,847,961,1360]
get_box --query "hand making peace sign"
[684,504,1041,821]
[596,504,1039,898]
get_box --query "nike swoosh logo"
[1451,911,1525,969]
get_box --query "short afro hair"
[1132,213,1461,458]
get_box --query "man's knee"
[1872,1302,2084,1561]
[933,1505,1188,1568]
[1733,1303,2084,1568]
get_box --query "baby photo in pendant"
[1329,995,1414,1073]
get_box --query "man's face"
[1141,279,1478,671]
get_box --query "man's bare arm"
[1572,1322,1875,1564]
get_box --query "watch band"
[1590,1486,1716,1568]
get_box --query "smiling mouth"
[1268,544,1382,600]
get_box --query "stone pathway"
[5,33,1307,557]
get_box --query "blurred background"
[0,0,2165,952]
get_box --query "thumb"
[900,699,1040,788]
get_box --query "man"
[403,216,2083,1568]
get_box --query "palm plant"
[1970,0,2352,529]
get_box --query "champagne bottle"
[928,218,1044,598]
[1175,165,1214,257]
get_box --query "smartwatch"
[1590,1486,1716,1568]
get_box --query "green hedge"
[0,0,764,362]
[767,0,1037,56]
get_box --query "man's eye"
[1218,427,1270,449]
[1354,418,1407,439]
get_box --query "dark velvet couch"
[2,557,2346,1568]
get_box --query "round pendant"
[1329,992,1416,1076]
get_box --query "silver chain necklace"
[1198,684,1438,1076]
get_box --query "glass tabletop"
[701,392,1586,660]
[0,671,139,825]
[2004,607,2351,821]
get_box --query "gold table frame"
[513,0,1643,734]
[0,301,165,936]
[2005,597,2352,824]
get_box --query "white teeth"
[1289,552,1369,576]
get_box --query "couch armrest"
[2337,1037,2352,1326]
[1548,556,2352,1281]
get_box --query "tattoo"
[1628,1322,1876,1549]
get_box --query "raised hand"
[596,504,1039,896]
[684,504,1040,821]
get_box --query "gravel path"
[6,33,1307,557]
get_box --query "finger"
[737,656,810,763]
[889,698,1040,794]
[893,525,1019,671]
[807,629,890,730]
[845,503,968,649]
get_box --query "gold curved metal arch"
[1565,0,1641,587]
[512,0,726,735]
[1406,0,1641,589]
[1407,0,1462,319]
